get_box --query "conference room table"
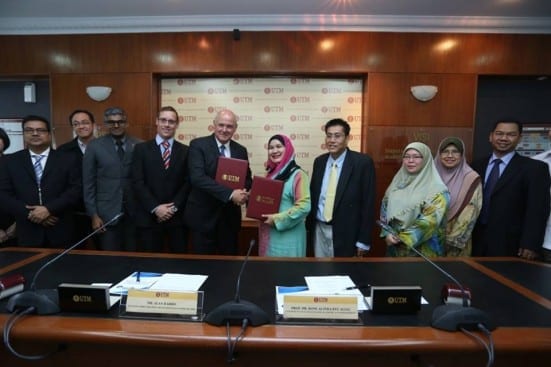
[0,247,550,367]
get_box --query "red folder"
[215,157,248,190]
[246,176,284,220]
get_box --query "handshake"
[231,189,249,206]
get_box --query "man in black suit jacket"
[0,116,81,248]
[472,120,550,259]
[307,118,376,257]
[184,109,251,255]
[57,109,96,244]
[132,106,190,253]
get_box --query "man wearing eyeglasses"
[58,110,96,245]
[307,118,376,257]
[131,106,190,253]
[82,107,141,251]
[0,115,81,247]
[472,120,550,259]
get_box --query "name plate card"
[126,289,198,315]
[283,294,358,320]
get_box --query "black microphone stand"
[6,213,124,315]
[204,239,270,326]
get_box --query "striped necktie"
[33,154,44,184]
[162,140,170,169]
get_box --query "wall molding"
[1,14,550,35]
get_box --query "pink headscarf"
[265,134,295,179]
[434,137,480,220]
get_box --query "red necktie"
[162,141,170,169]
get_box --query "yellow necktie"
[323,162,338,222]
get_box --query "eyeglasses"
[403,155,423,160]
[71,121,92,127]
[325,133,345,140]
[440,149,461,156]
[23,128,49,135]
[158,118,178,125]
[105,120,127,125]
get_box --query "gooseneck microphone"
[377,220,495,332]
[408,242,496,332]
[205,239,270,326]
[6,212,124,315]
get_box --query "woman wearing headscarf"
[435,137,482,256]
[258,134,311,257]
[381,142,449,257]
[0,128,16,246]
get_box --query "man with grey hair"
[83,107,141,250]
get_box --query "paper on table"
[110,272,162,295]
[304,275,356,293]
[149,273,208,292]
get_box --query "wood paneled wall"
[1,31,549,255]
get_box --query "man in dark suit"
[83,107,141,251]
[0,115,81,248]
[0,128,17,247]
[132,106,190,253]
[307,118,376,257]
[472,120,550,259]
[57,109,96,245]
[184,109,251,255]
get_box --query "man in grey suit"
[307,118,376,257]
[83,107,141,251]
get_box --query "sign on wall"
[160,77,363,176]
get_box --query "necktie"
[161,140,170,169]
[219,144,226,157]
[33,154,44,184]
[115,140,125,161]
[323,162,338,222]
[480,158,502,224]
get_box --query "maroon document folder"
[246,176,284,220]
[215,157,248,190]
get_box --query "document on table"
[149,273,208,292]
[109,272,208,295]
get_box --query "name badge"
[126,289,198,315]
[283,294,358,320]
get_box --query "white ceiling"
[1,0,550,35]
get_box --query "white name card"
[283,294,358,320]
[126,289,198,315]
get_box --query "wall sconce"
[410,85,438,102]
[86,86,112,102]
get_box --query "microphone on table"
[205,239,270,326]
[6,213,124,315]
[377,220,495,331]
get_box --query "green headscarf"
[384,142,448,229]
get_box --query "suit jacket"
[307,149,376,257]
[82,134,141,222]
[0,149,81,247]
[184,134,252,234]
[472,153,550,255]
[132,139,190,227]
[57,137,86,212]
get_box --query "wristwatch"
[170,206,178,213]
